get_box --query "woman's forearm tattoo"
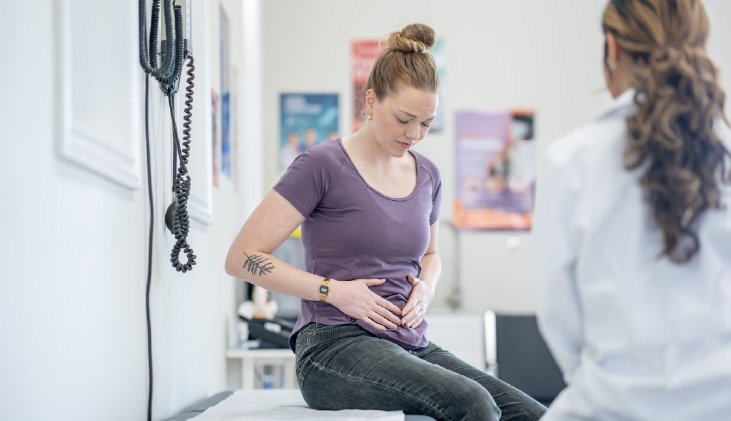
[242,253,275,276]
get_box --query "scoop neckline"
[337,138,419,201]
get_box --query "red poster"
[352,40,384,132]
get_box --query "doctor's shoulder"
[544,115,625,173]
[715,120,731,154]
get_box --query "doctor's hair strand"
[603,0,731,263]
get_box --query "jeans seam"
[307,358,452,420]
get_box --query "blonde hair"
[366,23,440,100]
[603,0,731,263]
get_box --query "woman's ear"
[606,32,620,69]
[365,89,377,116]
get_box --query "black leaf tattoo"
[242,253,275,276]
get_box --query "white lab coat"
[533,89,731,421]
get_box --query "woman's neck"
[343,129,403,169]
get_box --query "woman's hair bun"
[387,23,436,53]
[366,22,440,97]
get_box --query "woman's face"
[367,86,439,157]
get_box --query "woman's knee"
[438,379,501,421]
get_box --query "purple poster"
[454,110,536,230]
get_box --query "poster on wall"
[211,90,220,188]
[231,68,239,192]
[453,109,536,230]
[220,5,231,179]
[430,39,446,132]
[352,39,446,132]
[279,93,339,171]
[352,40,383,132]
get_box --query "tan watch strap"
[319,278,331,302]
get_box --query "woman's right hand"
[327,278,402,331]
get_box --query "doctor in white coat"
[533,0,731,419]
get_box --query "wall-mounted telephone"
[139,0,196,273]
[138,1,196,420]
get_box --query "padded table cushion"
[165,390,436,421]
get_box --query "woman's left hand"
[401,275,433,328]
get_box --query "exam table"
[165,312,563,420]
[164,389,437,421]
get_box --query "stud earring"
[608,60,618,72]
[368,114,372,121]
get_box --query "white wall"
[0,1,262,420]
[261,0,731,314]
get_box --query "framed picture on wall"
[220,4,231,179]
[352,40,383,132]
[279,93,339,171]
[453,109,536,230]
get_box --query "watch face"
[319,285,329,294]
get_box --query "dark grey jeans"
[295,322,546,421]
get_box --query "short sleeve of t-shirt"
[273,141,345,218]
[422,156,442,225]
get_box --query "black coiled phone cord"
[167,55,196,273]
[139,1,192,420]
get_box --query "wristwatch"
[319,278,331,302]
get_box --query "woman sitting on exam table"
[532,0,731,420]
[226,23,545,421]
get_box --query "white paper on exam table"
[191,389,405,421]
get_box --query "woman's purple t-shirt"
[274,138,442,351]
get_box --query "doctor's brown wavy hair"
[603,0,731,263]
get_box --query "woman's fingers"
[402,303,424,327]
[363,316,388,332]
[372,304,401,328]
[401,298,420,316]
[365,279,401,313]
[374,296,402,317]
[406,313,422,328]
[336,278,426,330]
[364,278,387,287]
[407,274,420,286]
[364,304,422,330]
[370,310,399,330]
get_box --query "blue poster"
[279,93,339,171]
[221,92,230,177]
[220,5,231,178]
